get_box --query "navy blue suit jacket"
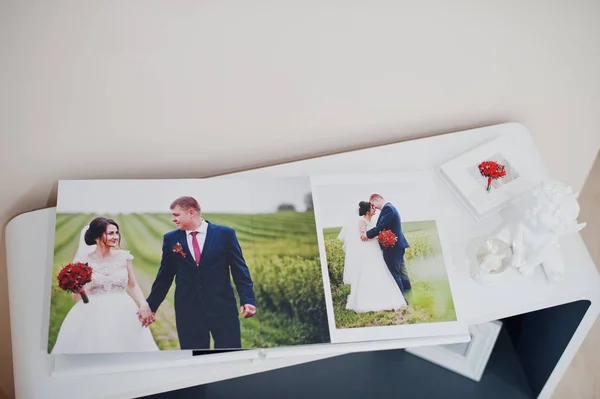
[365,203,410,250]
[146,222,256,324]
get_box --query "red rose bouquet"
[378,229,398,248]
[57,262,93,303]
[478,160,507,192]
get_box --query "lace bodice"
[359,216,376,230]
[77,250,133,296]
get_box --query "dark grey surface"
[139,327,533,399]
[139,300,592,399]
[507,299,590,397]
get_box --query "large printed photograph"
[311,172,461,344]
[48,178,330,354]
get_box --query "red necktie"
[190,231,201,265]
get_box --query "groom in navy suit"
[138,196,256,350]
[361,193,412,301]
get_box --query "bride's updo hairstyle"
[85,217,121,246]
[358,201,372,216]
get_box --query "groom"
[361,193,412,300]
[138,196,256,350]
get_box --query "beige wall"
[1,2,600,398]
[552,153,600,398]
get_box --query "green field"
[323,220,457,328]
[48,211,330,352]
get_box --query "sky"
[57,177,312,214]
[312,176,438,228]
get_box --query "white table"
[6,122,599,398]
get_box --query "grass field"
[48,211,330,353]
[323,220,457,329]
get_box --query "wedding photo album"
[48,173,465,355]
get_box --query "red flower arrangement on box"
[478,161,507,192]
[56,262,93,303]
[378,229,398,248]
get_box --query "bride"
[51,217,159,354]
[338,201,407,312]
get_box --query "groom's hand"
[240,304,256,319]
[360,233,368,241]
[138,311,155,327]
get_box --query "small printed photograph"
[311,172,460,344]
[48,177,330,355]
[466,153,520,191]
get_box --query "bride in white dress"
[338,201,407,313]
[51,217,159,354]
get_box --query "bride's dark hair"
[85,217,121,246]
[358,201,372,216]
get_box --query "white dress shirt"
[185,219,208,263]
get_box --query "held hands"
[137,302,156,327]
[360,233,369,241]
[240,304,256,319]
[137,302,255,325]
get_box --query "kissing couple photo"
[345,193,412,313]
[48,177,331,355]
[312,173,458,340]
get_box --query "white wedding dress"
[339,216,407,312]
[51,249,159,354]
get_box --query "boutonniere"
[173,242,186,258]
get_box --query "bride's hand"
[71,288,82,302]
[137,302,155,327]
